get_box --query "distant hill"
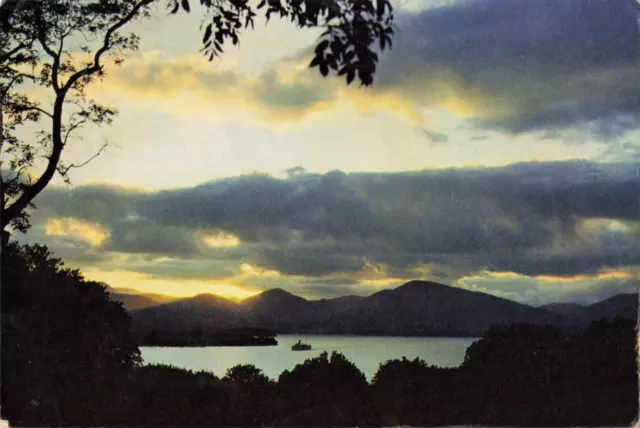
[102,284,178,311]
[539,303,589,324]
[131,293,243,334]
[301,281,571,336]
[239,288,315,332]
[541,294,637,324]
[585,293,637,322]
[129,280,614,338]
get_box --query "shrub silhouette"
[1,242,140,426]
[277,351,369,426]
[223,364,277,425]
[370,357,460,426]
[115,364,229,426]
[459,320,637,426]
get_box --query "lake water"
[140,335,478,381]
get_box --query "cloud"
[374,0,640,138]
[76,0,640,140]
[23,160,640,302]
[455,268,640,306]
[92,52,340,126]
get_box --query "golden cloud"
[201,230,242,248]
[85,50,434,127]
[45,217,109,247]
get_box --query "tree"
[370,357,459,426]
[0,0,394,234]
[223,364,276,425]
[1,242,141,425]
[277,351,369,426]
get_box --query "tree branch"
[62,117,88,146]
[62,0,153,94]
[3,96,64,229]
[0,41,29,64]
[36,19,62,92]
[19,105,54,119]
[57,141,108,176]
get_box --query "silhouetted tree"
[370,357,459,426]
[459,321,637,426]
[277,351,369,426]
[0,0,394,233]
[1,242,141,426]
[115,364,229,426]
[223,364,276,425]
[568,318,637,425]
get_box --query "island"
[139,327,278,347]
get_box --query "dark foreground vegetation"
[2,242,637,427]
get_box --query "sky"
[13,0,640,306]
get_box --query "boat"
[291,339,312,351]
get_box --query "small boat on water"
[291,339,312,351]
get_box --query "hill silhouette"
[128,280,636,338]
[132,293,243,334]
[541,293,638,324]
[103,285,179,310]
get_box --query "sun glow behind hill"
[91,270,260,302]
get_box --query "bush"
[1,242,140,426]
[277,351,369,426]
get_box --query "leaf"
[314,39,329,54]
[376,0,384,19]
[257,0,266,8]
[319,63,329,77]
[379,33,385,50]
[346,69,355,85]
[309,55,321,68]
[170,1,180,14]
[181,0,190,12]
[203,23,212,43]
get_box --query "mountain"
[130,280,588,338]
[302,280,571,336]
[541,294,637,324]
[585,293,637,322]
[539,303,589,324]
[239,288,316,332]
[102,284,178,310]
[131,293,243,334]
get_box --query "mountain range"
[107,280,638,337]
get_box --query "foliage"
[370,357,460,426]
[170,0,394,86]
[1,0,153,232]
[223,364,276,425]
[111,365,229,426]
[0,0,394,233]
[277,351,370,425]
[1,241,141,426]
[458,320,637,426]
[2,312,636,426]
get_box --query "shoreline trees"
[2,244,635,426]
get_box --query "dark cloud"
[31,184,138,225]
[26,161,640,295]
[100,217,200,256]
[256,70,335,110]
[138,171,378,242]
[378,0,640,138]
[249,242,366,276]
